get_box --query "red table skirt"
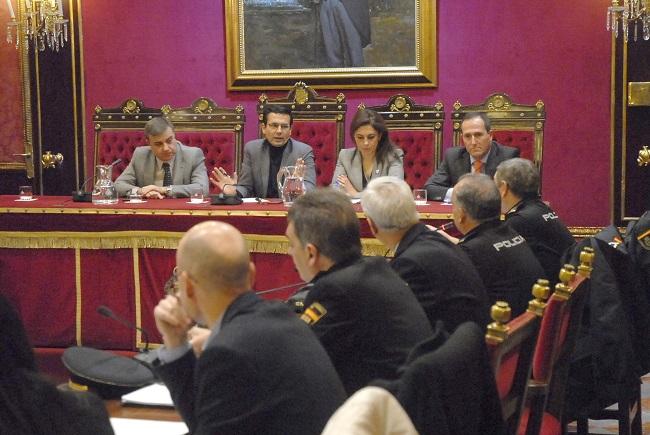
[0,195,453,351]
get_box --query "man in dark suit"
[285,189,432,395]
[438,173,546,317]
[361,176,490,331]
[424,112,520,202]
[210,105,316,198]
[152,221,345,435]
[495,158,575,285]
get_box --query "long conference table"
[0,195,452,351]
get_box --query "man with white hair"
[152,221,345,434]
[361,176,490,331]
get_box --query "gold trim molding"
[627,82,650,106]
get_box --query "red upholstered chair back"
[93,98,244,190]
[451,93,545,181]
[519,250,594,435]
[166,98,245,192]
[93,99,163,179]
[486,284,547,435]
[362,95,444,189]
[257,82,346,186]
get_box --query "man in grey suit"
[114,117,209,199]
[210,105,316,198]
[424,112,519,202]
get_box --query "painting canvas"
[225,0,436,89]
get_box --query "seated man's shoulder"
[496,142,520,157]
[243,138,265,151]
[440,145,466,162]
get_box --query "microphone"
[72,174,95,202]
[108,158,122,168]
[255,281,306,296]
[210,183,243,205]
[439,221,455,232]
[97,305,150,353]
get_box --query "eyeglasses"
[266,123,290,131]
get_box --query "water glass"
[190,187,204,204]
[413,189,427,205]
[19,185,32,200]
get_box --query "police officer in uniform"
[495,158,575,285]
[285,189,433,395]
[438,173,545,317]
[361,176,490,331]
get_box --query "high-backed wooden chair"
[93,99,162,179]
[257,81,346,186]
[164,97,245,186]
[486,279,549,435]
[451,93,545,172]
[360,95,444,189]
[518,251,594,435]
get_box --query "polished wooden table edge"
[0,195,454,219]
[106,399,182,422]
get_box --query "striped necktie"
[162,163,172,187]
[473,160,483,174]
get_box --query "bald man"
[152,221,345,435]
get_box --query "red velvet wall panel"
[1,249,76,347]
[82,1,611,226]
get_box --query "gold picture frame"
[225,0,437,90]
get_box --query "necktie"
[162,163,172,187]
[473,160,483,174]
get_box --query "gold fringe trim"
[0,231,389,256]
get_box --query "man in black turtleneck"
[209,105,316,198]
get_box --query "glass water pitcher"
[92,165,118,205]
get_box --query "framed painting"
[225,0,437,90]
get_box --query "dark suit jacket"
[374,322,506,435]
[155,292,346,435]
[504,198,575,285]
[424,142,520,201]
[459,219,546,317]
[391,223,490,331]
[303,256,433,395]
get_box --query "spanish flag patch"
[300,302,327,325]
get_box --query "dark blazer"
[459,219,546,317]
[391,223,490,331]
[155,292,346,435]
[424,142,520,201]
[374,322,506,435]
[303,256,433,395]
[504,198,575,285]
[114,142,209,197]
[236,138,316,198]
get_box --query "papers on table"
[110,418,188,435]
[242,197,269,203]
[121,383,174,407]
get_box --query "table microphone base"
[72,191,92,202]
[210,193,243,205]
